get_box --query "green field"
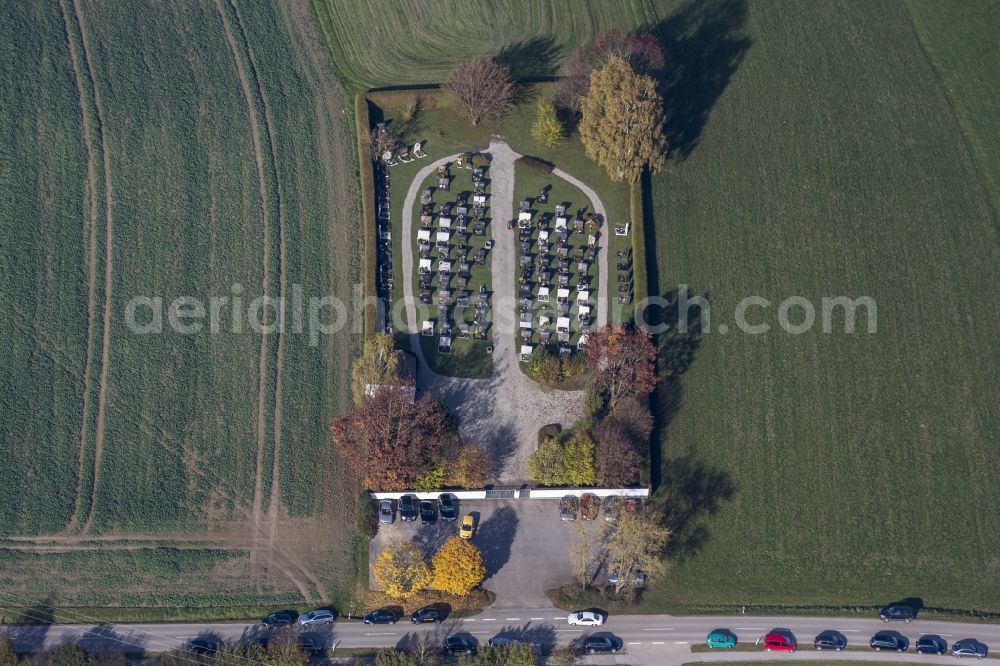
[340,0,1000,615]
[0,0,361,611]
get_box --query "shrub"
[413,465,445,492]
[515,155,555,175]
[538,423,562,445]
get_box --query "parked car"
[706,629,737,649]
[188,638,218,656]
[460,514,475,539]
[916,635,948,655]
[439,493,457,521]
[488,636,521,647]
[399,495,418,522]
[608,570,646,587]
[761,631,797,652]
[871,632,909,652]
[952,640,988,659]
[814,630,847,651]
[419,500,436,524]
[559,495,579,521]
[299,636,323,656]
[410,606,445,624]
[880,604,916,622]
[378,499,394,524]
[581,635,621,654]
[444,635,477,656]
[567,610,606,627]
[260,612,293,627]
[298,609,334,626]
[579,493,600,520]
[363,608,398,625]
[603,496,623,522]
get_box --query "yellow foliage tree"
[373,540,432,598]
[531,99,565,148]
[579,55,666,183]
[445,443,492,488]
[431,536,485,595]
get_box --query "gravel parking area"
[371,498,575,608]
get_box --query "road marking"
[652,641,665,645]
[531,617,544,620]
[553,616,565,620]
[482,618,496,622]
[628,642,642,645]
[365,632,396,636]
[464,619,475,622]
[505,618,520,621]
[675,641,689,645]
[940,634,953,637]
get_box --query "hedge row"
[354,94,378,340]
[515,154,555,174]
[629,181,650,306]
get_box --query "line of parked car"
[705,605,989,658]
[378,493,476,538]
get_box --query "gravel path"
[400,140,610,482]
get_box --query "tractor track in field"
[56,0,99,535]
[58,0,115,536]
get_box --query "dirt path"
[68,0,114,535]
[56,0,98,534]
[399,140,610,481]
[213,0,273,581]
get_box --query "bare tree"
[370,122,400,162]
[443,58,516,126]
[605,508,669,594]
[569,519,607,589]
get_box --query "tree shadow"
[650,0,752,158]
[2,600,54,654]
[77,625,149,657]
[476,505,519,578]
[495,36,561,80]
[658,455,736,560]
[493,621,557,655]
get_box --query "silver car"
[298,609,334,626]
[378,499,394,524]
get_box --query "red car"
[761,631,797,652]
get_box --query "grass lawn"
[0,0,361,611]
[642,0,1000,615]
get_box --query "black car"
[399,495,418,522]
[260,612,293,627]
[363,608,398,625]
[880,604,916,622]
[871,632,909,652]
[814,630,847,651]
[419,500,436,524]
[439,493,457,520]
[581,635,621,654]
[410,606,444,624]
[299,636,323,656]
[916,635,948,655]
[444,635,477,655]
[188,638,219,656]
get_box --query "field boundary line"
[69,0,115,537]
[56,0,100,534]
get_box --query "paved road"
[5,612,999,665]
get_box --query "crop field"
[0,0,361,612]
[644,0,1000,613]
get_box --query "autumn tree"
[579,56,667,183]
[569,519,607,589]
[554,30,665,115]
[330,390,449,490]
[431,536,485,595]
[592,419,640,487]
[531,99,564,147]
[445,443,492,488]
[605,508,669,594]
[444,58,516,126]
[526,433,595,486]
[583,323,657,410]
[374,540,432,598]
[351,332,400,405]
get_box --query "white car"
[567,610,606,626]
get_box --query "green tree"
[351,333,400,405]
[526,437,565,486]
[562,432,596,485]
[458,643,536,666]
[375,649,416,666]
[531,100,564,147]
[374,540,432,598]
[431,536,485,595]
[579,55,666,183]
